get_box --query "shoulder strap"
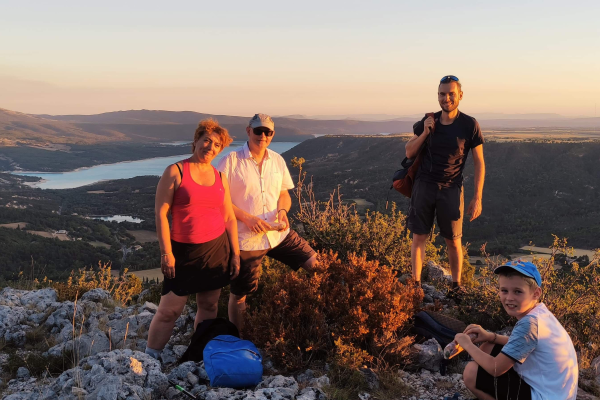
[174,162,183,179]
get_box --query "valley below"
[1,133,599,284]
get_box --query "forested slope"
[284,137,600,253]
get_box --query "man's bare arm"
[472,145,485,200]
[276,190,292,231]
[405,134,427,159]
[467,145,485,221]
[405,116,434,158]
[277,190,292,213]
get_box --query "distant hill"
[2,107,599,147]
[1,108,417,145]
[38,109,417,139]
[38,109,600,131]
[0,108,126,145]
[277,112,588,122]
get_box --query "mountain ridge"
[2,107,600,147]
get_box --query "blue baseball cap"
[494,260,542,287]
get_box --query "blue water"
[15,141,300,190]
[92,215,144,223]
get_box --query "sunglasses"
[252,127,274,137]
[440,75,460,84]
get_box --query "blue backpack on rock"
[203,335,263,388]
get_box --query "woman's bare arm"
[155,164,180,278]
[221,176,240,279]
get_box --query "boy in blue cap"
[455,260,578,400]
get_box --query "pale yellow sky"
[1,1,598,117]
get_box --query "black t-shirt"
[414,111,484,187]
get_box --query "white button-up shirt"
[217,142,295,251]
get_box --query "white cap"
[249,113,275,131]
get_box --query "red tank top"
[171,160,226,244]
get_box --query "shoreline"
[3,140,305,175]
[8,151,193,175]
[6,141,300,189]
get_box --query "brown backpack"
[391,112,438,198]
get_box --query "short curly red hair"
[192,118,233,152]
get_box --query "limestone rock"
[425,261,452,282]
[167,361,197,381]
[20,288,58,311]
[360,367,379,390]
[296,369,314,383]
[140,301,158,313]
[107,314,138,348]
[0,287,28,307]
[413,338,443,372]
[16,367,30,380]
[0,305,27,339]
[308,375,330,389]
[297,387,327,400]
[173,344,187,359]
[187,371,199,386]
[81,288,111,302]
[135,310,154,330]
[161,347,177,365]
[257,375,299,398]
[47,331,111,357]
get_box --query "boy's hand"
[464,324,494,343]
[454,333,473,348]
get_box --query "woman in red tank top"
[145,119,240,360]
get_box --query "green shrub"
[295,191,439,277]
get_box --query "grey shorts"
[230,230,316,296]
[407,179,464,240]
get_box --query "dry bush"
[245,251,422,371]
[451,237,600,365]
[291,157,438,277]
[53,262,142,305]
[8,262,142,306]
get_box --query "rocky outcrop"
[412,338,443,372]
[2,286,597,400]
[424,261,452,283]
[0,288,332,400]
[2,348,330,400]
[421,283,446,304]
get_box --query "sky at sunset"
[1,1,599,117]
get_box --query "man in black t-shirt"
[405,75,485,291]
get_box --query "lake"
[91,215,144,223]
[15,141,299,189]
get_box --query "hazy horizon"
[1,1,599,117]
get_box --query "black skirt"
[162,231,231,296]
